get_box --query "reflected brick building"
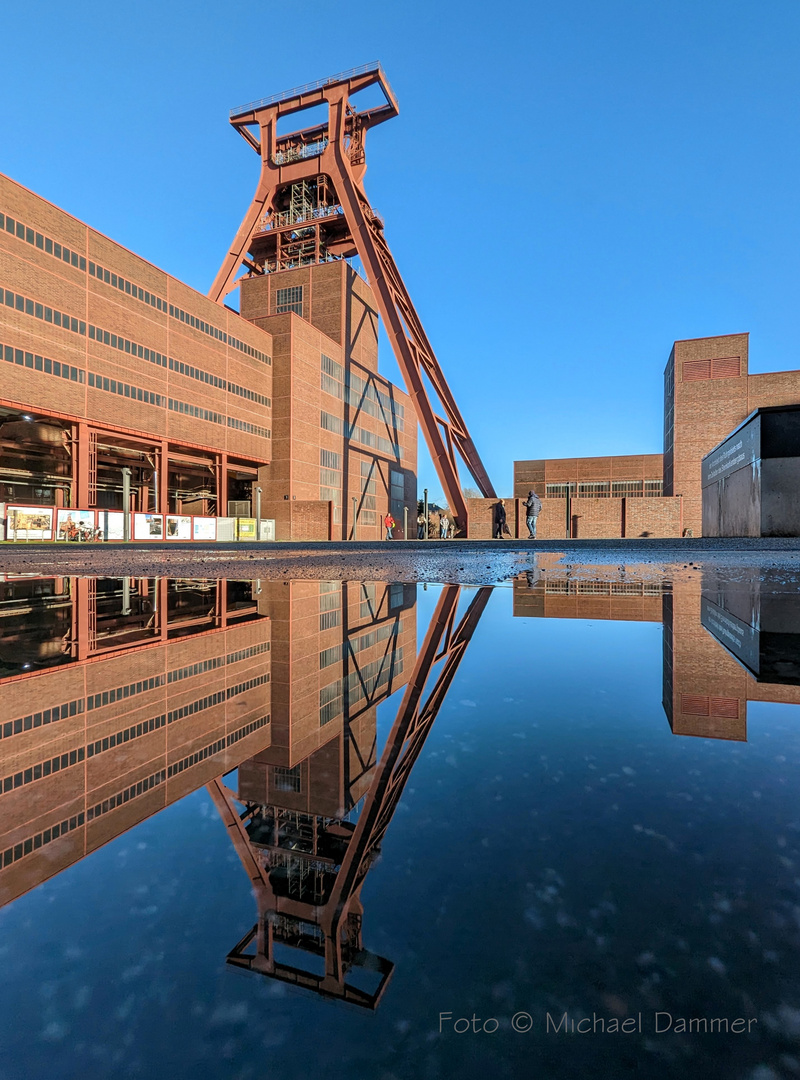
[512,566,800,739]
[0,575,415,922]
[0,576,272,907]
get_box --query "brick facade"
[0,173,416,528]
[241,262,416,541]
[666,333,800,535]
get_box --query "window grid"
[1,211,86,270]
[3,342,85,383]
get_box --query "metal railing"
[272,138,328,166]
[256,204,343,232]
[230,62,393,119]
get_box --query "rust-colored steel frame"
[210,63,496,532]
[210,582,491,1006]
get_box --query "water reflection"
[513,559,800,741]
[4,564,800,1077]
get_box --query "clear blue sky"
[2,0,799,498]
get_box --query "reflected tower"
[212,583,490,1007]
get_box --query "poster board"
[7,506,54,540]
[56,509,95,541]
[237,517,257,540]
[97,511,125,541]
[165,515,192,540]
[133,513,164,540]
[216,517,236,541]
[192,517,217,541]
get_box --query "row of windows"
[319,649,404,726]
[321,410,343,435]
[90,323,167,367]
[345,383,404,431]
[320,449,341,470]
[3,343,84,382]
[320,486,341,504]
[226,673,270,697]
[89,326,269,418]
[319,620,397,669]
[89,371,164,406]
[3,284,85,335]
[544,480,664,498]
[167,656,225,684]
[167,714,271,781]
[90,260,166,312]
[1,812,85,872]
[167,690,225,725]
[320,468,341,488]
[348,422,401,460]
[168,354,223,387]
[1,698,84,741]
[321,371,343,399]
[87,676,164,710]
[164,672,271,726]
[88,770,166,822]
[320,609,341,631]
[226,641,271,665]
[169,399,223,424]
[86,714,167,757]
[169,302,271,365]
[321,354,343,381]
[228,416,271,440]
[226,380,271,408]
[1,747,85,796]
[542,580,664,597]
[1,211,86,270]
[347,369,404,419]
[361,510,377,525]
[320,590,341,613]
[0,209,270,365]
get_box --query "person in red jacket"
[384,513,395,540]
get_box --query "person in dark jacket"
[493,499,507,539]
[524,489,542,538]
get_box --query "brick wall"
[0,170,274,465]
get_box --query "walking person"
[417,512,426,539]
[524,489,542,539]
[440,513,449,540]
[493,499,508,539]
[384,512,395,540]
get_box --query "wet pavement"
[1,556,800,1079]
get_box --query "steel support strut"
[209,65,497,533]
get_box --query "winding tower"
[210,63,496,531]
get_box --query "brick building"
[512,333,800,538]
[240,261,416,540]
[0,172,415,539]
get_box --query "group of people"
[383,490,542,541]
[383,512,454,539]
[493,490,542,539]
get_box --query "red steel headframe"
[209,63,497,532]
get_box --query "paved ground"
[1,538,799,583]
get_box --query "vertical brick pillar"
[74,423,90,508]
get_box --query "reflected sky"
[1,565,800,1080]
